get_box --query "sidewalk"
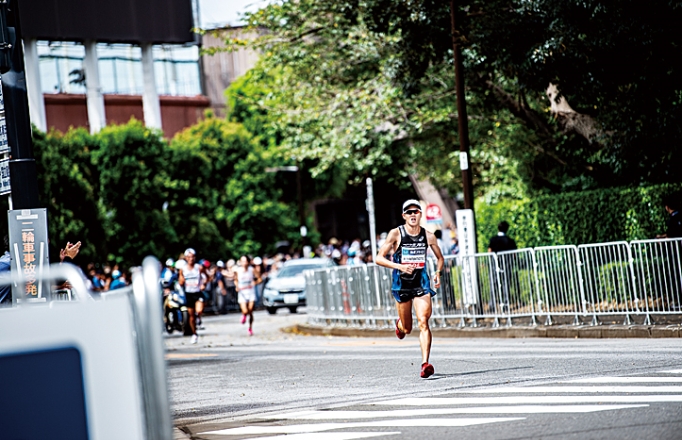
[287,323,682,339]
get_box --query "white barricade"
[578,242,638,325]
[631,238,682,323]
[304,238,682,328]
[496,248,538,326]
[534,245,584,325]
[0,257,172,440]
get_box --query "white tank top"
[183,264,202,293]
[237,267,255,289]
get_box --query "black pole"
[296,166,306,252]
[1,0,41,209]
[450,0,474,213]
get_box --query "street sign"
[0,157,10,195]
[0,119,8,154]
[456,209,478,305]
[8,208,51,303]
[425,203,443,224]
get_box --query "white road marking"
[374,395,682,406]
[659,369,682,374]
[567,377,682,383]
[464,386,682,393]
[260,405,647,420]
[235,433,400,440]
[202,418,523,436]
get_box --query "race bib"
[401,246,426,268]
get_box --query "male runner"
[178,248,205,344]
[375,199,445,378]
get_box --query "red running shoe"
[421,362,434,378]
[395,319,406,339]
[240,314,247,324]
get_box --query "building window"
[37,41,202,96]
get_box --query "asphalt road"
[166,309,682,440]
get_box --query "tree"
[168,115,303,259]
[232,0,682,198]
[91,120,177,264]
[33,128,106,262]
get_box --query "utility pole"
[449,0,474,214]
[295,165,307,252]
[265,166,307,253]
[1,0,40,209]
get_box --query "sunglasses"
[404,209,421,215]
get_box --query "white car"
[262,258,333,314]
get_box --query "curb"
[174,427,191,439]
[285,323,682,339]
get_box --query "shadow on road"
[427,366,533,380]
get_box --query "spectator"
[488,221,517,253]
[434,229,450,257]
[658,193,682,238]
[109,269,127,290]
[0,235,11,307]
[450,236,460,256]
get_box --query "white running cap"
[402,199,422,213]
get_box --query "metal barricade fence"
[534,245,584,325]
[429,256,464,327]
[578,242,638,325]
[459,253,503,327]
[304,238,682,327]
[631,238,682,322]
[496,248,538,326]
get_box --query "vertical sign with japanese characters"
[0,157,10,195]
[8,209,50,303]
[0,78,9,195]
[456,209,479,306]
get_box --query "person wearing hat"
[236,255,261,336]
[375,199,444,378]
[178,248,205,344]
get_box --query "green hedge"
[476,183,682,251]
[29,117,306,266]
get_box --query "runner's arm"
[427,231,444,288]
[375,228,413,274]
[178,269,185,286]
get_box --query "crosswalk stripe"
[234,433,401,440]
[202,418,524,436]
[374,395,682,406]
[567,377,682,383]
[259,404,647,420]
[464,386,682,393]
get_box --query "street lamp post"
[265,166,307,252]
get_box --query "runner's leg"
[247,301,255,329]
[187,306,197,335]
[413,294,433,364]
[196,300,204,324]
[396,299,413,334]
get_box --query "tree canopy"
[226,0,682,200]
[31,118,306,265]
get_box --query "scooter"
[163,282,190,335]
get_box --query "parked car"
[262,258,333,314]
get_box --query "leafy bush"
[476,183,682,251]
[30,117,307,266]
